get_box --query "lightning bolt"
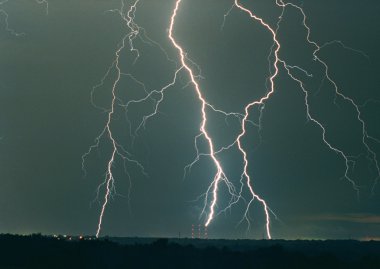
[0,0,24,36]
[0,0,48,36]
[218,0,380,234]
[169,0,246,232]
[84,0,379,239]
[273,0,380,193]
[217,0,379,236]
[84,0,186,237]
[82,0,149,238]
[185,0,378,238]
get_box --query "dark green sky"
[0,0,379,239]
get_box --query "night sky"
[0,0,379,240]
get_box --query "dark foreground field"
[0,234,379,269]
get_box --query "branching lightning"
[83,0,379,239]
[273,0,380,193]
[83,0,149,238]
[0,0,24,36]
[169,0,220,228]
[0,0,48,36]
[84,0,186,237]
